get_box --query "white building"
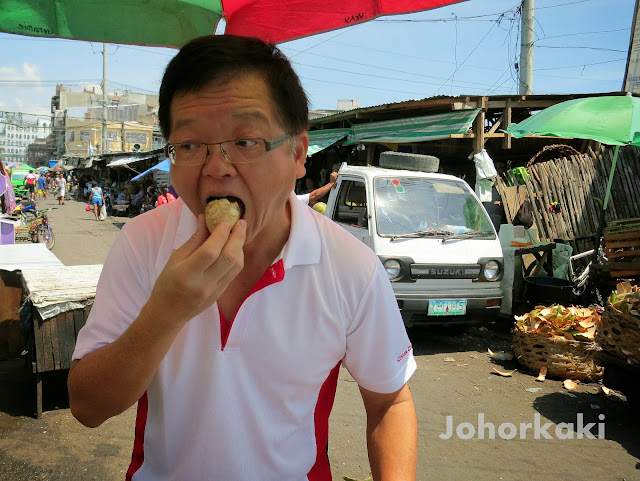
[0,112,52,164]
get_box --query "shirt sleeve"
[342,261,416,394]
[296,193,310,205]
[72,227,153,360]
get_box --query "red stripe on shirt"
[125,392,149,481]
[220,259,285,350]
[308,362,341,481]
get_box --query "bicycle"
[33,208,55,250]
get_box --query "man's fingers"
[202,220,246,282]
[173,214,211,261]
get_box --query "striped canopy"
[307,128,349,157]
[343,109,480,145]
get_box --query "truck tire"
[378,152,440,172]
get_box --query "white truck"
[324,152,504,327]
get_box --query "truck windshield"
[11,172,27,183]
[373,177,494,237]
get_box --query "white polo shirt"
[73,193,416,481]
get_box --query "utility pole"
[519,0,534,95]
[102,43,108,154]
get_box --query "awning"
[343,109,481,145]
[131,158,171,181]
[307,128,349,156]
[106,155,157,167]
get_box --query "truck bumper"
[392,285,503,327]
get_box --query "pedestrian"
[296,171,338,206]
[68,34,417,481]
[37,172,47,200]
[154,185,176,207]
[87,182,104,220]
[25,170,37,201]
[55,173,66,205]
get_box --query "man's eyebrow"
[231,111,270,126]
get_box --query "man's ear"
[293,132,309,180]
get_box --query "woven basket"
[596,303,640,365]
[512,330,603,381]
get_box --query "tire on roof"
[378,152,440,173]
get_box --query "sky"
[0,0,635,124]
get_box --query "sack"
[85,205,91,212]
[513,200,534,229]
[99,204,107,220]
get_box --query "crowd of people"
[21,169,78,205]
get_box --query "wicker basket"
[596,303,640,365]
[512,330,603,381]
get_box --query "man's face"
[168,73,308,246]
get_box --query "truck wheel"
[379,152,440,173]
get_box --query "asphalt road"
[1,197,639,481]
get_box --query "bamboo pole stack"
[497,146,640,258]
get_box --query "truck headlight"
[383,259,402,281]
[483,260,501,281]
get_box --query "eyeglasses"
[165,133,294,166]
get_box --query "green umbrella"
[506,93,640,211]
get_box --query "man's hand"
[147,214,246,326]
[330,171,338,185]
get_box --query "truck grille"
[410,264,480,280]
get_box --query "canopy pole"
[603,145,620,211]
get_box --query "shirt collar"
[172,192,321,269]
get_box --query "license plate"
[428,300,467,316]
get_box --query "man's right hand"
[146,214,246,326]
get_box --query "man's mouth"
[206,196,245,218]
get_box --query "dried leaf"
[563,379,580,390]
[492,367,516,377]
[535,365,547,382]
[599,385,611,396]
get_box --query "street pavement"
[0,197,639,480]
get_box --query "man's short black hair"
[159,35,309,140]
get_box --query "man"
[37,171,47,200]
[25,170,37,201]
[68,35,416,481]
[55,173,66,205]
[296,171,338,206]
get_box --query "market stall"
[20,264,102,417]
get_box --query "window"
[332,179,368,228]
[126,132,148,144]
[66,131,75,141]
[80,130,91,142]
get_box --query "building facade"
[0,111,52,165]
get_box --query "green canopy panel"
[0,0,223,48]
[343,109,480,145]
[307,128,349,156]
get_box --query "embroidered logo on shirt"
[397,344,413,362]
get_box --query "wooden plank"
[502,99,512,149]
[472,97,486,154]
[58,310,73,370]
[32,312,45,374]
[605,232,640,241]
[73,308,84,338]
[41,317,54,372]
[49,317,61,371]
[606,239,640,249]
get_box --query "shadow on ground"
[0,359,70,418]
[409,316,514,356]
[534,390,640,463]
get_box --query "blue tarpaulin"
[131,158,170,181]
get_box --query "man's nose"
[202,143,235,177]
